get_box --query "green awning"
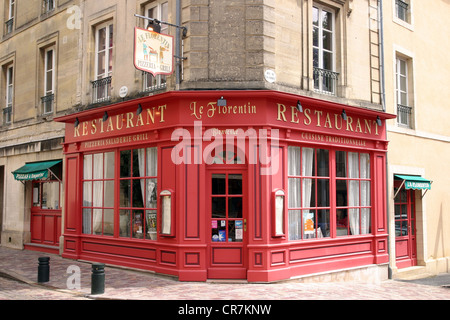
[12,160,61,181]
[395,174,432,190]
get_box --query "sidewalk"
[0,246,449,300]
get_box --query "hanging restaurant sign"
[134,27,174,76]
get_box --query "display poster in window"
[134,27,174,76]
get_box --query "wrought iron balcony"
[2,107,12,125]
[5,18,13,34]
[142,72,167,92]
[313,67,339,96]
[397,104,412,127]
[91,76,112,104]
[41,93,54,114]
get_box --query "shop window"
[119,147,158,240]
[288,148,372,240]
[82,152,115,236]
[33,181,60,210]
[335,151,371,236]
[288,147,330,240]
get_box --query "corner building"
[3,0,402,282]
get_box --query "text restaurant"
[56,90,396,282]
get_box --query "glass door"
[208,171,247,279]
[394,182,417,268]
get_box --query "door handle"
[244,219,247,232]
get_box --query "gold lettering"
[334,114,342,130]
[346,116,354,132]
[91,119,97,135]
[303,108,312,126]
[277,103,287,122]
[147,108,155,124]
[324,113,332,128]
[82,122,88,136]
[290,106,299,123]
[355,118,362,133]
[207,102,217,118]
[107,117,114,132]
[364,119,371,134]
[74,124,80,137]
[314,110,323,127]
[136,113,144,127]
[158,105,166,122]
[100,119,105,133]
[190,102,202,120]
[116,114,124,130]
[126,112,134,128]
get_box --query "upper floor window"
[396,56,413,128]
[42,48,55,114]
[3,65,13,125]
[43,0,55,13]
[142,1,168,92]
[92,22,113,103]
[395,0,409,23]
[5,0,15,34]
[312,5,338,95]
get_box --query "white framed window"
[42,48,55,114]
[142,1,168,92]
[5,0,15,34]
[396,57,412,127]
[93,21,113,103]
[312,4,338,95]
[3,65,13,124]
[395,0,409,22]
[43,0,55,13]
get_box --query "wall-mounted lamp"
[137,104,143,116]
[74,118,79,128]
[341,109,348,121]
[147,20,161,33]
[217,96,227,107]
[103,111,109,122]
[296,100,303,113]
[376,116,382,127]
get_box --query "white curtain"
[288,147,301,240]
[360,153,371,234]
[82,155,93,234]
[302,148,314,238]
[348,152,360,235]
[93,153,104,234]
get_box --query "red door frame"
[206,168,248,280]
[394,181,417,268]
[30,181,62,248]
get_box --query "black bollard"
[91,263,105,295]
[37,257,50,283]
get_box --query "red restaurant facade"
[56,90,395,282]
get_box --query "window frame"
[287,147,373,241]
[42,47,55,114]
[3,64,14,125]
[395,55,414,128]
[312,4,338,95]
[142,1,169,92]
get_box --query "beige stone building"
[0,0,447,282]
[382,0,450,279]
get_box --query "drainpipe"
[378,0,393,280]
[176,0,181,89]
